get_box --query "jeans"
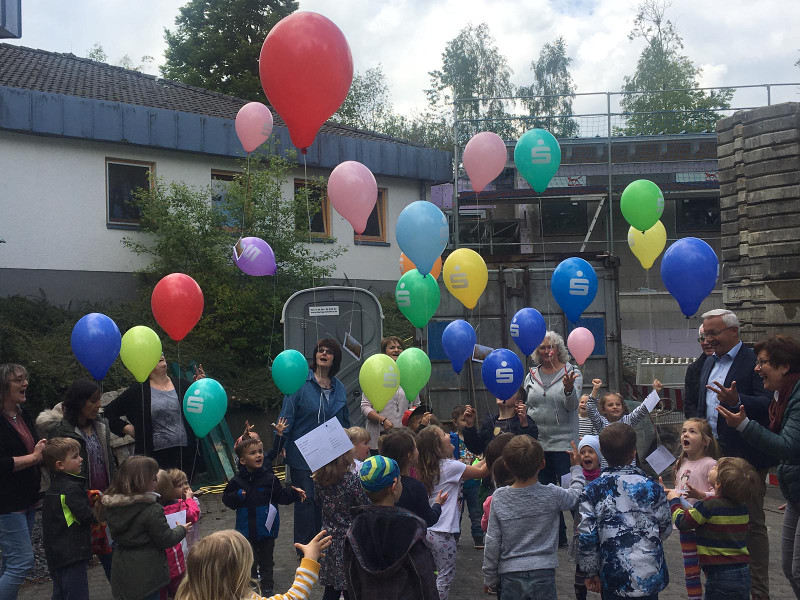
[50,561,89,600]
[540,450,571,542]
[287,466,321,546]
[499,569,556,600]
[250,537,275,591]
[703,564,750,600]
[782,500,800,598]
[461,483,483,541]
[0,509,36,600]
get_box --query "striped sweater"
[669,496,749,567]
[257,558,319,600]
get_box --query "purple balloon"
[232,237,276,276]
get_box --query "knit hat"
[359,455,400,492]
[578,435,603,461]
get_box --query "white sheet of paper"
[560,473,572,488]
[165,509,189,556]
[645,445,677,475]
[295,417,354,473]
[265,503,277,532]
[643,390,661,412]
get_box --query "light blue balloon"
[661,237,719,317]
[441,320,476,374]
[551,257,598,323]
[395,201,449,276]
[510,308,546,356]
[183,378,228,438]
[514,129,562,193]
[481,349,524,401]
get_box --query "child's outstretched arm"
[461,459,488,481]
[625,379,663,427]
[221,480,246,509]
[559,442,586,510]
[263,530,331,600]
[585,394,608,432]
[576,496,601,582]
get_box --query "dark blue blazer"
[695,343,774,470]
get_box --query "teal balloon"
[395,269,440,328]
[272,349,309,395]
[514,128,561,193]
[183,378,227,438]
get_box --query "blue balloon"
[661,237,719,317]
[70,313,122,380]
[510,308,546,356]
[551,258,598,323]
[481,349,524,401]
[441,320,476,374]
[395,201,449,276]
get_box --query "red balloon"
[151,274,204,341]
[259,12,353,152]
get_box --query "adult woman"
[523,330,582,545]
[278,338,351,547]
[360,336,419,452]
[0,363,46,600]
[717,335,800,598]
[104,354,204,474]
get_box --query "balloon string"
[178,342,183,476]
[242,154,251,239]
[141,385,146,461]
[646,271,655,354]
[302,154,323,411]
[537,196,553,330]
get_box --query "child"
[451,405,485,549]
[668,457,760,600]
[347,426,371,474]
[174,528,332,600]
[586,378,663,432]
[97,455,191,600]
[571,436,603,600]
[379,429,447,527]
[416,425,489,600]
[668,418,720,600]
[482,436,584,598]
[222,436,305,595]
[344,456,438,598]
[155,469,202,598]
[313,449,369,600]
[42,437,96,600]
[480,456,514,534]
[478,433,515,505]
[577,394,596,439]
[461,387,538,455]
[402,404,440,433]
[577,422,672,599]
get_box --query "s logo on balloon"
[569,271,590,296]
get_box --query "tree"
[333,65,394,132]
[618,1,732,135]
[85,43,155,73]
[518,37,578,138]
[160,0,297,101]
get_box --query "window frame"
[674,196,721,234]
[539,198,588,237]
[105,158,155,227]
[294,178,331,238]
[211,170,241,232]
[354,188,388,243]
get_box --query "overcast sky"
[7,0,800,116]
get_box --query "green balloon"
[395,269,440,328]
[620,179,664,232]
[272,349,309,395]
[396,347,431,401]
[513,128,562,193]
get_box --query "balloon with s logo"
[627,221,666,270]
[183,378,228,438]
[567,327,595,366]
[443,248,488,309]
[481,348,524,401]
[513,128,562,193]
[441,320,476,374]
[396,348,431,401]
[621,179,664,232]
[551,258,598,323]
[395,201,449,277]
[395,269,440,328]
[509,308,546,356]
[233,237,276,276]
[359,354,400,412]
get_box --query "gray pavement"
[19,484,793,599]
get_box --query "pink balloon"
[327,161,378,234]
[235,102,274,153]
[463,131,507,193]
[567,327,595,366]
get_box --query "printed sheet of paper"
[643,390,661,412]
[265,504,277,532]
[165,509,189,556]
[295,417,354,473]
[645,445,676,475]
[560,473,572,488]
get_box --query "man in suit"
[691,308,773,599]
[683,324,714,418]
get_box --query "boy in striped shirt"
[668,456,761,600]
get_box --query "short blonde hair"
[155,468,188,504]
[715,457,759,504]
[346,426,370,445]
[175,530,255,600]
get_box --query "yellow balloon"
[627,221,667,270]
[443,248,488,309]
[119,326,163,382]
[359,354,399,412]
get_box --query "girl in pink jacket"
[156,468,201,598]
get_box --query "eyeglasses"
[9,376,28,384]
[697,336,706,342]
[755,359,772,369]
[702,326,736,339]
[316,348,333,356]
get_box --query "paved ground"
[19,483,793,599]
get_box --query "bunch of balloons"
[358,349,433,412]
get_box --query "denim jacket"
[577,465,672,597]
[279,370,350,470]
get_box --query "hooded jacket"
[101,492,187,600]
[345,505,438,600]
[42,471,95,570]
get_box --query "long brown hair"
[416,425,450,494]
[95,455,159,520]
[312,450,354,487]
[674,418,720,476]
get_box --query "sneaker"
[474,537,485,549]
[485,585,498,594]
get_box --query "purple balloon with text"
[232,237,276,276]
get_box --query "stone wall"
[717,103,800,342]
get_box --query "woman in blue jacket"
[278,338,351,547]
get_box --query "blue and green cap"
[359,455,400,492]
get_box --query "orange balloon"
[399,253,441,280]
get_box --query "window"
[540,199,587,236]
[676,197,720,233]
[294,179,330,237]
[354,189,387,243]
[106,159,154,226]
[211,170,239,229]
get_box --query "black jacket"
[0,407,41,514]
[42,471,95,569]
[463,413,539,456]
[683,353,710,419]
[345,505,438,600]
[397,475,442,528]
[104,377,195,457]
